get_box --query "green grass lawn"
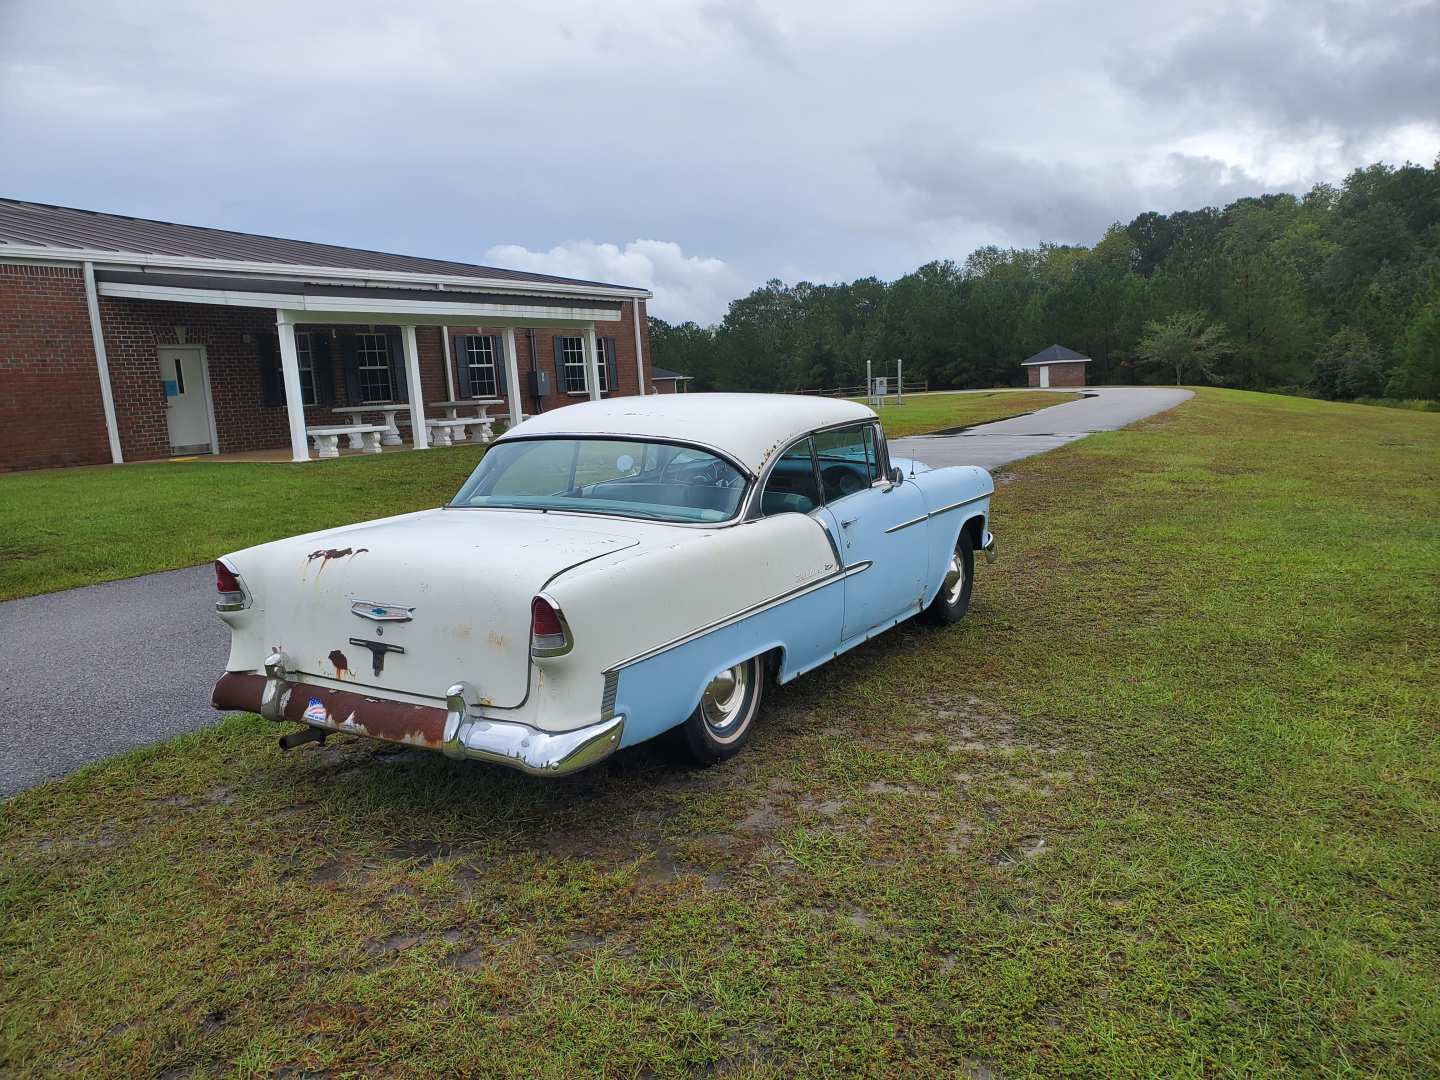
[0,392,1072,602]
[3,389,1438,1077]
[0,446,489,602]
[857,389,1080,438]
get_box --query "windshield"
[450,437,748,524]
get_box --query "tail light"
[531,595,572,657]
[215,560,247,613]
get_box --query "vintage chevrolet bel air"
[210,394,996,775]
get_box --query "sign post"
[897,358,904,405]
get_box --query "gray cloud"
[873,141,1268,245]
[0,0,1434,323]
[1118,0,1440,136]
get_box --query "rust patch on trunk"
[328,649,349,678]
[307,546,369,562]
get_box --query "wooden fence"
[793,379,930,398]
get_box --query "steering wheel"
[689,461,738,488]
[822,465,865,498]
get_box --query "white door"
[1038,365,1050,388]
[159,346,214,454]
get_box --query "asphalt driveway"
[890,386,1193,471]
[0,386,1191,797]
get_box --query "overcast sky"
[1,0,1435,323]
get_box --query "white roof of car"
[502,393,877,474]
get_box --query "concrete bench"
[425,416,493,447]
[305,423,390,458]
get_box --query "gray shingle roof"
[1021,344,1091,365]
[0,198,639,292]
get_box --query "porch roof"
[0,198,648,300]
[93,269,625,327]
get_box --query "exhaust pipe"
[278,726,327,751]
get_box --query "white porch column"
[82,261,124,463]
[631,299,648,395]
[275,310,309,462]
[503,326,523,428]
[440,325,456,400]
[585,323,601,401]
[402,324,428,449]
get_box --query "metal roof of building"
[1021,343,1091,366]
[0,198,638,293]
[649,366,693,380]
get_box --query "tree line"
[650,159,1440,401]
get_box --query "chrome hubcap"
[700,662,750,741]
[943,544,967,605]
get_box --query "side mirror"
[890,465,905,485]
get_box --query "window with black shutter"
[257,333,283,406]
[458,334,499,397]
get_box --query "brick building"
[1021,344,1090,388]
[0,199,658,471]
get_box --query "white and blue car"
[211,394,996,775]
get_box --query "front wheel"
[923,530,975,624]
[672,656,765,766]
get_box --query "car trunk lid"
[257,509,639,707]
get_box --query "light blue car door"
[813,424,929,642]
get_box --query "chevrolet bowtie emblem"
[351,600,414,623]
[348,637,405,676]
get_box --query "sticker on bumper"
[303,697,329,725]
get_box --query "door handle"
[840,518,857,529]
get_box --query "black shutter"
[454,334,473,398]
[339,333,361,403]
[311,332,336,405]
[387,330,407,403]
[552,336,566,394]
[603,337,618,394]
[257,333,283,406]
[491,334,506,398]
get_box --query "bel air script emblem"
[350,600,414,623]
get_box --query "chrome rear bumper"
[442,682,624,776]
[982,530,998,563]
[212,654,623,778]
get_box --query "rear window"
[450,438,748,523]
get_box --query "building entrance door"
[159,346,215,454]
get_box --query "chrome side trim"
[929,493,991,518]
[884,513,930,534]
[881,493,990,534]
[443,681,624,776]
[606,560,870,673]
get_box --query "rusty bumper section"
[212,655,624,777]
[211,670,445,749]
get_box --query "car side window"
[863,424,879,477]
[761,438,822,516]
[813,425,877,502]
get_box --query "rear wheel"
[923,529,975,624]
[672,656,765,766]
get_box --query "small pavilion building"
[1021,344,1090,388]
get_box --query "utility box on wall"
[528,369,550,397]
